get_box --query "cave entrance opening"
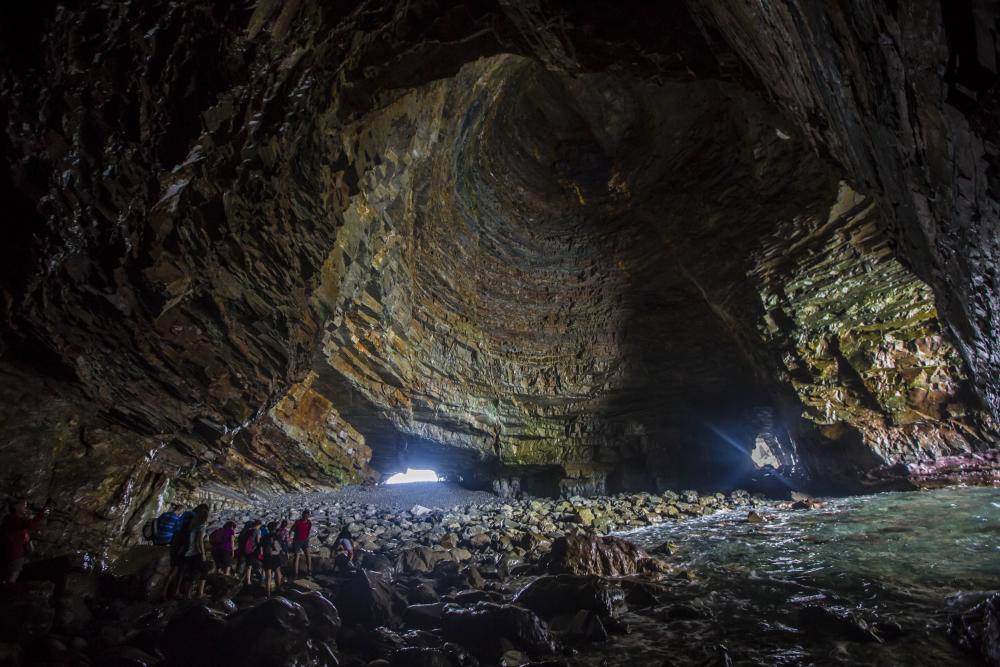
[383,468,441,484]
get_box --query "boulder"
[397,548,450,575]
[403,603,444,630]
[282,590,342,639]
[389,647,452,667]
[546,534,661,576]
[334,569,403,627]
[0,581,56,643]
[513,575,624,621]
[950,592,1000,665]
[441,602,553,658]
[161,604,228,666]
[223,596,339,666]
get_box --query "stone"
[389,647,452,667]
[403,603,445,630]
[335,570,403,627]
[513,575,624,621]
[547,535,662,577]
[0,582,56,643]
[441,602,553,659]
[950,592,1000,664]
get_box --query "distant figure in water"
[290,510,312,577]
[1,499,50,584]
[333,526,355,573]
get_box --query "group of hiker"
[152,504,355,599]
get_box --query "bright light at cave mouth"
[384,468,440,484]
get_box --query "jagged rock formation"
[0,1,997,554]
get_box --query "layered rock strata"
[0,0,997,554]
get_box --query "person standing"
[261,521,283,597]
[182,504,210,599]
[239,519,263,585]
[161,506,194,599]
[209,521,236,575]
[275,519,290,584]
[290,510,313,577]
[1,499,50,584]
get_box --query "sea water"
[597,487,1000,665]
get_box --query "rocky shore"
[2,486,997,666]
[0,487,762,666]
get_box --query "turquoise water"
[602,487,1000,666]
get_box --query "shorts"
[212,550,233,569]
[169,549,185,569]
[263,555,281,571]
[290,539,309,554]
[184,554,209,579]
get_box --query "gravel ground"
[264,481,500,514]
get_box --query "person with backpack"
[161,506,195,599]
[1,498,50,584]
[239,519,262,585]
[181,504,210,599]
[290,510,313,577]
[209,521,236,575]
[261,521,284,597]
[150,504,183,546]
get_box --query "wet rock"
[403,603,444,630]
[547,534,662,576]
[161,605,229,666]
[338,626,406,661]
[441,602,553,658]
[93,645,160,667]
[549,609,607,642]
[950,592,1000,665]
[335,570,403,627]
[0,581,56,642]
[513,575,623,621]
[797,605,880,643]
[224,596,339,666]
[389,646,452,667]
[282,590,342,639]
[397,548,451,575]
[406,583,440,605]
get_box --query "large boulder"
[161,604,228,666]
[223,596,338,666]
[396,547,451,575]
[950,592,1000,665]
[282,590,342,640]
[546,534,662,576]
[0,581,56,643]
[441,602,553,658]
[334,569,403,627]
[512,574,624,621]
[389,646,453,667]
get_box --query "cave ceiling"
[0,0,997,553]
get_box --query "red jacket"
[1,512,45,561]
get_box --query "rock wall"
[0,0,997,554]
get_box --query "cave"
[0,1,998,665]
